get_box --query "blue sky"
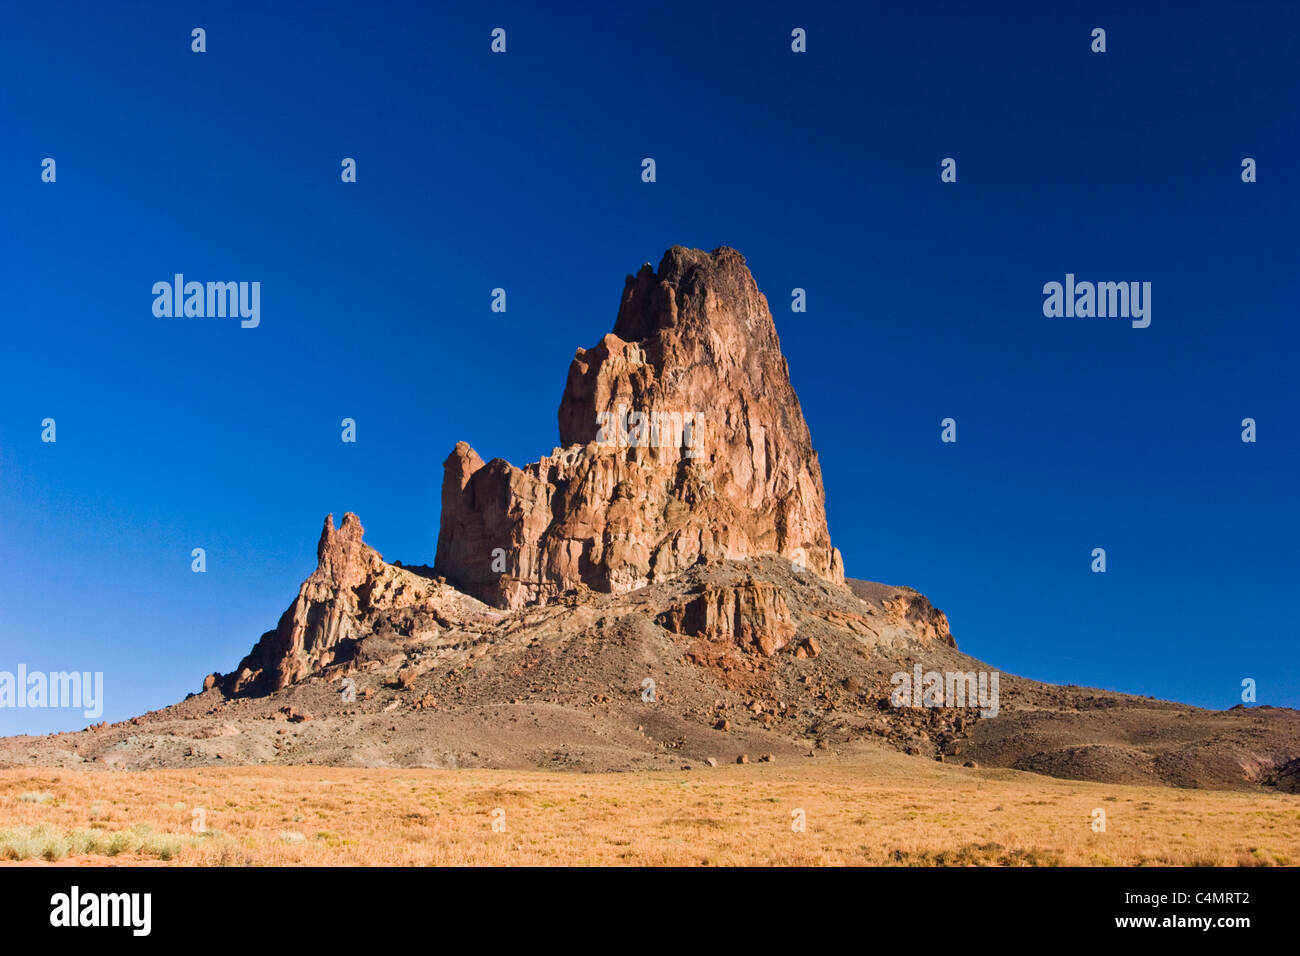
[1,1,1296,734]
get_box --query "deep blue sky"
[2,1,1296,734]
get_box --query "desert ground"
[5,558,1296,869]
[2,752,1296,867]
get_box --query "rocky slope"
[3,246,1296,791]
[4,541,1296,790]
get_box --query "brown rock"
[434,247,844,610]
[658,580,796,656]
[881,590,955,647]
[223,513,501,694]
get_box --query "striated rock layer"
[656,578,798,657]
[434,246,844,609]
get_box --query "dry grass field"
[1,751,1296,866]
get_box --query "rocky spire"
[434,246,844,609]
[222,512,500,694]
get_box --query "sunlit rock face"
[434,246,844,610]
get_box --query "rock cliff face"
[656,578,798,656]
[434,246,844,609]
[223,513,499,694]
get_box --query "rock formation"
[223,513,499,694]
[434,246,844,609]
[656,578,797,656]
[12,248,1298,797]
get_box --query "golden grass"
[0,754,1295,866]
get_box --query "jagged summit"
[435,246,843,609]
